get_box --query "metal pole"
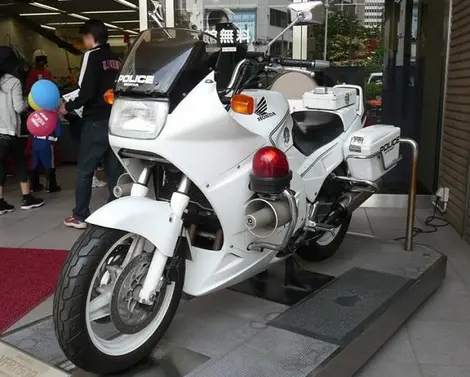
[165,0,175,27]
[323,5,329,60]
[400,138,419,251]
[139,0,148,31]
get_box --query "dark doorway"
[381,0,449,194]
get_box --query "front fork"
[132,166,191,305]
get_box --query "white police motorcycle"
[53,1,402,374]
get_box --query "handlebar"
[225,56,331,93]
[274,58,330,70]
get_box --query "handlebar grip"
[278,58,330,70]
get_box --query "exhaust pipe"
[244,197,292,238]
[113,173,134,198]
[338,188,374,215]
[326,179,382,224]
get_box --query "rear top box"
[303,87,357,111]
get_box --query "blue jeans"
[73,120,123,221]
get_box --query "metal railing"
[400,138,419,251]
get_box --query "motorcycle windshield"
[116,28,221,98]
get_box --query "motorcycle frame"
[87,8,367,300]
[88,73,365,299]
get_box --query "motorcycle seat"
[292,111,344,156]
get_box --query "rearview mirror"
[150,0,165,23]
[287,1,326,25]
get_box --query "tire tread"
[53,225,185,374]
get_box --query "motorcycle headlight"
[109,98,169,140]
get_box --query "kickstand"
[284,256,308,291]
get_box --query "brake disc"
[110,253,166,334]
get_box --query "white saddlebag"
[344,125,401,181]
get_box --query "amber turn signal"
[231,94,255,115]
[103,89,115,105]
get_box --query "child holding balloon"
[0,46,44,215]
[28,79,62,193]
[29,122,62,193]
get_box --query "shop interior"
[0,0,138,163]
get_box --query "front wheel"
[296,215,351,262]
[53,225,185,375]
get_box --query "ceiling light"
[47,22,84,26]
[20,12,61,16]
[111,20,139,24]
[104,22,119,29]
[31,2,60,12]
[41,25,56,30]
[113,0,138,9]
[69,13,90,21]
[82,10,136,14]
[124,29,139,35]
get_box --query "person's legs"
[0,137,14,215]
[11,137,44,210]
[41,143,61,193]
[1,136,44,210]
[66,121,108,227]
[30,147,43,192]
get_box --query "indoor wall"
[0,17,82,77]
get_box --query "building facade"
[174,0,293,54]
[333,0,366,23]
[364,0,385,28]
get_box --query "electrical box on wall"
[433,187,449,213]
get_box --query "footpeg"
[306,221,336,236]
[315,223,336,235]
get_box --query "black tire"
[296,215,351,262]
[53,225,185,375]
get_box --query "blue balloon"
[30,79,60,111]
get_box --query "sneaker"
[92,176,107,188]
[0,199,15,215]
[64,216,87,229]
[21,195,45,210]
[46,185,62,193]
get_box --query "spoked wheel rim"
[85,233,176,356]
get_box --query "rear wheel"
[53,225,185,375]
[297,165,352,262]
[296,215,351,262]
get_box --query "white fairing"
[102,71,305,296]
[92,71,396,297]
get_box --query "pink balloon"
[27,110,58,137]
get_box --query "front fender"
[86,197,183,256]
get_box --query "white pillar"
[292,0,307,59]
[139,0,148,31]
[166,0,175,27]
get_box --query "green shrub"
[366,82,383,100]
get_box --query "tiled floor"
[1,166,470,377]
